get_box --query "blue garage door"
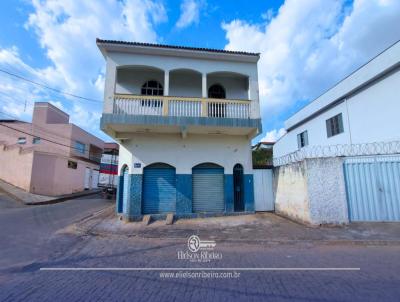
[142,163,176,214]
[344,155,400,221]
[192,164,224,213]
[122,168,129,214]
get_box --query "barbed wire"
[273,140,400,166]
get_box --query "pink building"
[0,102,104,196]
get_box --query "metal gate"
[192,164,224,213]
[91,169,99,188]
[84,167,91,189]
[253,169,274,211]
[344,155,400,221]
[142,163,176,214]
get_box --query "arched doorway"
[192,163,224,213]
[142,163,176,214]
[233,164,244,212]
[121,165,129,214]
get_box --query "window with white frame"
[326,113,344,138]
[75,141,86,154]
[297,130,308,149]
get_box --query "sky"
[0,0,399,143]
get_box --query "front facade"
[0,102,104,196]
[97,39,261,220]
[273,40,400,224]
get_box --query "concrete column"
[248,76,260,119]
[164,70,169,96]
[202,73,207,98]
[104,58,117,114]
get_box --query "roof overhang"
[96,39,260,63]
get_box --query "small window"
[141,80,163,96]
[17,137,26,144]
[68,160,77,169]
[208,84,226,99]
[326,113,344,138]
[297,131,308,149]
[75,141,86,154]
[32,137,41,144]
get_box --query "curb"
[25,190,102,206]
[76,226,400,246]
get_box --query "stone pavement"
[74,206,400,245]
[1,235,400,302]
[1,196,400,301]
[0,179,101,205]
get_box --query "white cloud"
[261,128,286,142]
[0,0,167,139]
[222,0,400,131]
[176,0,204,29]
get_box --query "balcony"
[101,66,262,138]
[113,94,251,119]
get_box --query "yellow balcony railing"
[113,94,251,119]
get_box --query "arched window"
[141,80,163,96]
[208,84,226,99]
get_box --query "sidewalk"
[0,179,101,205]
[73,206,400,246]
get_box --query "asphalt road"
[0,191,111,269]
[0,192,400,302]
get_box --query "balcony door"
[208,84,226,118]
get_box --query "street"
[1,193,400,302]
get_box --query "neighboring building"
[252,141,274,168]
[0,102,104,196]
[99,142,119,190]
[274,40,400,159]
[97,38,261,220]
[273,40,400,224]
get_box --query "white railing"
[113,95,251,119]
[113,97,163,116]
[169,99,202,117]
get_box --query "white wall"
[207,74,248,100]
[115,68,164,95]
[346,69,400,144]
[169,71,202,97]
[117,133,253,175]
[274,67,400,159]
[274,157,349,225]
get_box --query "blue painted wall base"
[224,174,234,212]
[176,174,192,214]
[118,172,255,219]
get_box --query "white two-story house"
[97,39,261,220]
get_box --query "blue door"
[142,164,176,214]
[122,168,129,214]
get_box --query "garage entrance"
[142,163,176,214]
[192,163,224,213]
[344,155,400,221]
